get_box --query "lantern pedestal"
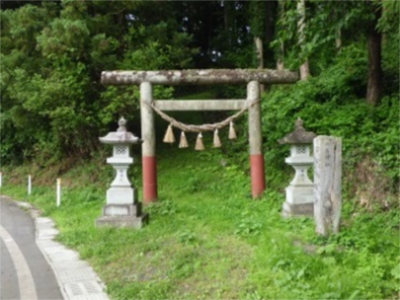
[97,185,147,229]
[96,117,147,229]
[282,157,314,217]
[96,214,148,228]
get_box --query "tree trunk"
[334,6,342,54]
[335,28,342,53]
[265,0,274,48]
[297,0,310,80]
[366,8,382,106]
[254,36,265,93]
[254,37,264,70]
[277,42,285,71]
[264,0,274,69]
[299,60,310,81]
[276,0,285,70]
[223,0,230,46]
[223,1,228,32]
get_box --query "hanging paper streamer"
[179,131,189,148]
[195,133,205,151]
[229,121,237,140]
[213,129,222,148]
[163,124,175,143]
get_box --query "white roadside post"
[28,175,32,195]
[0,172,2,189]
[56,178,61,207]
[279,118,316,217]
[96,117,148,228]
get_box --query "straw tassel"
[163,124,175,143]
[229,121,237,139]
[194,133,205,151]
[179,131,189,148]
[213,129,222,148]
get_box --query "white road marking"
[0,225,37,300]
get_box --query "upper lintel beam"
[101,69,299,86]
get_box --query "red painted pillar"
[142,156,157,202]
[250,154,265,198]
[140,82,158,203]
[247,81,266,198]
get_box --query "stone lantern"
[96,117,147,228]
[279,118,316,217]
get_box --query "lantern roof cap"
[278,118,316,144]
[99,117,142,144]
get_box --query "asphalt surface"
[0,196,63,300]
[0,195,109,300]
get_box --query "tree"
[297,0,310,80]
[366,1,382,106]
[272,0,399,104]
[0,0,197,163]
[249,0,264,69]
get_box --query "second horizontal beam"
[153,100,247,111]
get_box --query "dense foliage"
[1,1,398,196]
[1,1,197,162]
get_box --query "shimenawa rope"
[149,100,259,132]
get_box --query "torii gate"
[101,69,298,203]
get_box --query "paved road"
[0,195,63,300]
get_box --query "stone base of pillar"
[282,185,314,217]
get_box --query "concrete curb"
[15,201,110,300]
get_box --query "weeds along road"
[0,195,63,300]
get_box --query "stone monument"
[279,118,316,217]
[96,117,148,228]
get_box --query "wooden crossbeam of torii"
[101,69,298,85]
[101,69,299,203]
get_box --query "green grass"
[1,146,399,300]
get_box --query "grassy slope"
[2,141,399,300]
